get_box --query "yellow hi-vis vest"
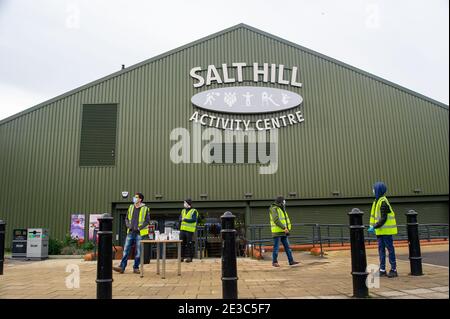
[127,205,150,236]
[270,206,292,233]
[370,196,397,236]
[180,208,198,232]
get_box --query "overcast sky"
[0,0,448,121]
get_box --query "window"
[79,104,118,166]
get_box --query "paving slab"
[0,244,447,299]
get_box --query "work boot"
[379,270,387,277]
[113,266,124,274]
[181,258,185,262]
[289,261,300,266]
[272,262,280,267]
[387,270,398,278]
[133,268,140,274]
[185,258,192,263]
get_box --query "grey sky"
[0,0,448,121]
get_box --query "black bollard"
[405,210,423,276]
[0,220,5,275]
[96,214,113,299]
[348,208,369,298]
[221,211,238,299]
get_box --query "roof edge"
[239,24,449,110]
[1,23,447,125]
[0,24,245,125]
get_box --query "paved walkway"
[0,244,448,299]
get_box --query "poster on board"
[89,214,103,241]
[70,214,85,240]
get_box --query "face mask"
[282,200,286,206]
[372,189,375,195]
[133,197,139,204]
[184,202,190,209]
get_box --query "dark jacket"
[372,182,390,229]
[373,202,390,229]
[179,208,198,225]
[126,204,150,233]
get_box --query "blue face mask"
[132,197,138,204]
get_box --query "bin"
[26,228,49,260]
[12,229,27,259]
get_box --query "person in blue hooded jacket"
[368,182,398,278]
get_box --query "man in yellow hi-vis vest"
[270,196,299,267]
[368,182,398,278]
[114,192,150,274]
[179,198,198,263]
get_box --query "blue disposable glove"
[368,226,375,233]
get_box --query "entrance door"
[198,208,246,257]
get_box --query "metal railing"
[247,223,449,258]
[365,223,449,244]
[247,223,319,258]
[195,226,207,259]
[195,225,247,259]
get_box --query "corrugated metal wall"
[0,25,448,242]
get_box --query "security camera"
[121,191,129,199]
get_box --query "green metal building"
[0,24,448,246]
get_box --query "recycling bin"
[12,229,27,258]
[26,228,49,260]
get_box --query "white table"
[140,239,182,279]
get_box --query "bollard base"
[351,273,369,298]
[96,282,112,299]
[352,294,374,299]
[352,292,370,298]
[409,259,423,276]
[222,279,238,299]
[409,272,424,276]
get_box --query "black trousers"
[180,230,194,259]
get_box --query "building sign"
[191,87,302,114]
[189,62,305,131]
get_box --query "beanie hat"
[275,195,285,204]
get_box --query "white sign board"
[191,86,302,114]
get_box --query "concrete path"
[0,244,448,299]
[397,250,449,267]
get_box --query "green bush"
[48,237,63,255]
[81,241,94,251]
[52,233,95,255]
[63,234,79,247]
[61,246,75,255]
[61,246,85,255]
